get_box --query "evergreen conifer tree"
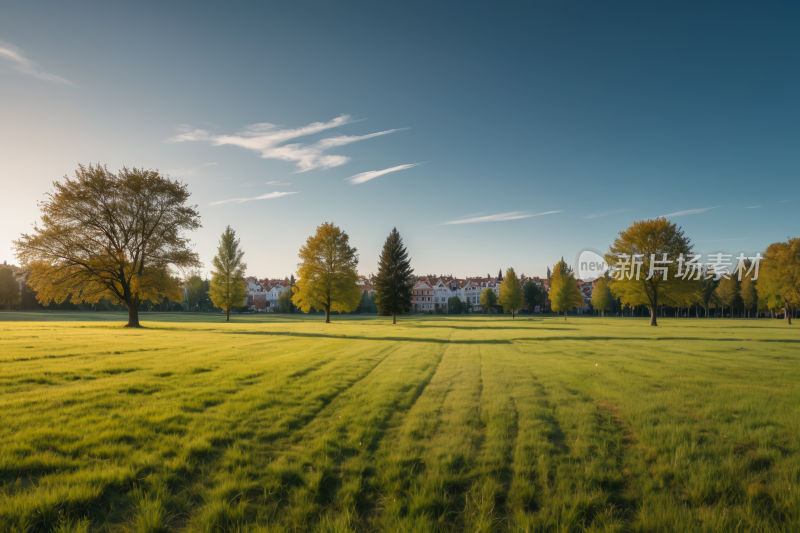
[374,228,414,324]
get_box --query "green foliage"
[741,274,758,316]
[591,277,613,315]
[0,264,20,309]
[479,288,496,314]
[758,238,800,323]
[185,271,211,311]
[13,164,201,327]
[293,222,361,323]
[715,276,741,317]
[448,296,465,314]
[549,259,583,317]
[497,268,523,318]
[278,288,293,312]
[373,228,414,322]
[522,280,543,312]
[605,218,694,326]
[209,226,247,321]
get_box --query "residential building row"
[241,273,597,314]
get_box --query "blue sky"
[1,2,797,279]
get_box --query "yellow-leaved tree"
[549,259,583,321]
[497,267,524,318]
[605,218,694,326]
[293,222,360,323]
[14,164,201,327]
[209,226,247,322]
[758,237,800,325]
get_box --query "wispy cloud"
[210,191,298,206]
[442,211,561,225]
[583,209,632,219]
[166,115,408,173]
[345,163,422,185]
[661,206,722,218]
[266,180,291,186]
[778,199,797,203]
[0,40,73,85]
[203,162,217,166]
[743,205,762,209]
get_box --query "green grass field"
[0,312,798,533]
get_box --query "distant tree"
[278,289,293,312]
[549,259,583,321]
[373,228,414,324]
[693,268,719,318]
[209,226,247,322]
[715,276,740,318]
[185,270,210,310]
[498,267,523,319]
[497,269,503,281]
[605,218,694,326]
[448,296,464,314]
[13,164,201,327]
[591,277,613,316]
[293,222,360,323]
[741,274,758,318]
[0,264,20,310]
[758,238,800,325]
[480,287,497,314]
[522,281,543,312]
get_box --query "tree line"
[9,165,799,326]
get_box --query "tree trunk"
[650,300,658,326]
[512,311,515,319]
[393,312,396,325]
[226,306,230,322]
[787,304,792,325]
[325,307,331,324]
[125,303,141,328]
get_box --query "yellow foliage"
[293,222,360,321]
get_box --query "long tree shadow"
[225,330,512,344]
[413,325,578,331]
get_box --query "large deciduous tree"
[374,228,414,324]
[549,259,583,321]
[209,226,247,322]
[498,267,523,318]
[14,164,201,327]
[591,277,613,316]
[293,222,360,323]
[605,218,693,326]
[758,238,800,325]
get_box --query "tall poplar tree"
[549,259,583,320]
[373,228,414,324]
[293,222,361,323]
[209,226,247,322]
[498,267,523,318]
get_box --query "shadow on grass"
[513,336,800,343]
[226,330,512,345]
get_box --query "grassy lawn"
[0,312,798,532]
